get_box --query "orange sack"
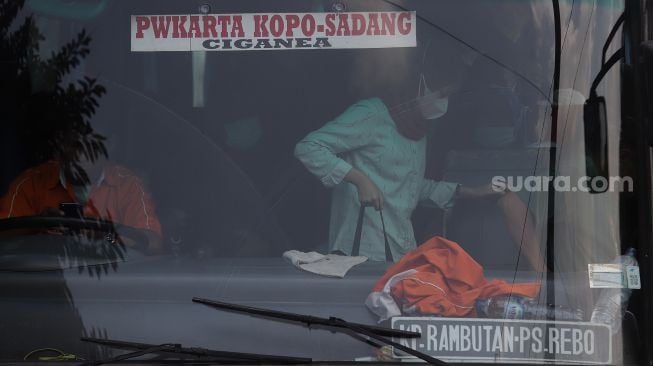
[365,236,540,321]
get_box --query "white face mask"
[417,73,449,120]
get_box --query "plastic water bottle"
[525,302,584,321]
[590,248,638,334]
[476,296,530,319]
[476,295,583,321]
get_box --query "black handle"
[351,205,392,261]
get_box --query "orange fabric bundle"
[366,236,540,319]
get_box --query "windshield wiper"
[192,297,449,366]
[80,337,311,366]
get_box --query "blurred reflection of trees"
[0,0,116,359]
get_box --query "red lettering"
[367,13,380,35]
[300,15,316,36]
[336,14,350,36]
[172,16,188,38]
[231,16,245,37]
[254,15,269,37]
[202,16,218,37]
[286,15,300,37]
[269,15,284,37]
[189,16,202,38]
[380,13,396,35]
[135,16,150,38]
[398,12,412,35]
[217,15,230,37]
[150,16,171,38]
[325,14,336,36]
[351,13,366,36]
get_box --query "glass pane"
[0,0,641,364]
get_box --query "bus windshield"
[0,0,644,365]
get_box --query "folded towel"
[283,250,368,278]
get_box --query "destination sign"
[391,317,611,364]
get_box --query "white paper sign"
[626,265,641,289]
[588,263,641,289]
[131,12,416,52]
[392,317,612,364]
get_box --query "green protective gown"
[295,98,459,261]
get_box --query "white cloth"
[282,250,367,278]
[364,269,417,322]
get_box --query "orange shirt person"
[0,154,162,255]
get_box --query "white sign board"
[588,263,641,289]
[392,317,611,364]
[131,12,416,51]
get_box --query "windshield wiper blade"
[81,337,312,366]
[192,297,449,366]
[192,297,418,338]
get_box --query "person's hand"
[344,169,384,210]
[458,183,507,199]
[356,176,384,210]
[39,207,66,235]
